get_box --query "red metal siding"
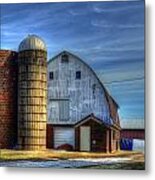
[46,124,54,148]
[105,93,120,126]
[0,50,18,149]
[121,129,145,139]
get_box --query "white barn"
[47,51,121,152]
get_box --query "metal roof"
[48,50,119,109]
[121,119,144,129]
[18,35,46,52]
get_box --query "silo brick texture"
[0,50,18,149]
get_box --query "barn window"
[49,72,54,80]
[61,54,69,63]
[49,99,69,122]
[76,71,81,79]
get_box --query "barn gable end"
[48,51,119,126]
[47,51,121,152]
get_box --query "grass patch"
[0,149,144,161]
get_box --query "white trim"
[74,116,102,128]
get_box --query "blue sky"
[0,1,144,123]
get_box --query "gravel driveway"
[0,157,132,168]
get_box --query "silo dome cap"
[18,35,47,52]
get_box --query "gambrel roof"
[48,50,119,109]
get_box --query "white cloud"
[91,20,144,29]
[93,2,143,13]
[68,9,86,16]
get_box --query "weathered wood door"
[80,126,90,151]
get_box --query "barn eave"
[74,113,111,129]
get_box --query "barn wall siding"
[47,52,110,125]
[121,129,145,139]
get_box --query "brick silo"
[0,50,18,149]
[18,35,47,150]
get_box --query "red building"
[0,50,18,149]
[121,120,144,140]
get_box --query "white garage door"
[54,127,75,148]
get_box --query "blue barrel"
[120,138,133,150]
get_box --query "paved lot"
[0,157,137,168]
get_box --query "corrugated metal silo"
[0,50,18,149]
[18,35,47,150]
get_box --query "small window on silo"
[61,54,69,63]
[76,71,81,79]
[49,72,54,80]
